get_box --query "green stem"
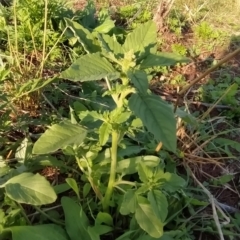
[17,203,32,225]
[102,131,119,212]
[40,0,48,77]
[33,206,65,226]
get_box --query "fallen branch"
[188,167,230,240]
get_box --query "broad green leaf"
[123,21,157,54]
[138,162,153,183]
[99,122,111,146]
[83,183,91,198]
[64,18,100,53]
[4,173,57,205]
[15,138,31,161]
[87,226,101,240]
[90,225,112,237]
[118,145,143,157]
[60,53,120,81]
[96,212,113,226]
[117,156,160,175]
[140,53,190,69]
[53,183,71,194]
[61,197,92,240]
[0,165,11,178]
[33,156,66,168]
[120,189,137,215]
[116,231,134,240]
[94,19,115,33]
[129,93,176,152]
[33,120,87,154]
[97,33,123,56]
[135,196,164,238]
[148,190,168,222]
[127,70,148,93]
[161,172,186,192]
[7,224,68,240]
[66,178,80,199]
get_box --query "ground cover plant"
[0,0,240,240]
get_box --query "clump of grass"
[0,0,73,110]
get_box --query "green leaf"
[138,162,153,183]
[135,196,164,238]
[33,120,87,154]
[87,226,101,240]
[96,212,113,226]
[60,53,120,82]
[7,224,68,240]
[127,70,148,93]
[214,138,240,153]
[140,53,190,69]
[97,33,123,56]
[161,172,186,192]
[175,108,197,126]
[61,197,92,240]
[94,19,115,33]
[123,21,157,54]
[99,122,111,146]
[120,189,137,215]
[90,225,112,237]
[3,173,57,205]
[116,231,134,240]
[117,156,160,175]
[109,108,132,124]
[83,183,91,198]
[15,138,31,161]
[129,93,176,152]
[148,190,168,222]
[64,18,100,53]
[66,178,80,199]
[53,183,71,195]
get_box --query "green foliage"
[167,10,187,35]
[194,21,220,40]
[30,20,189,238]
[0,0,71,58]
[171,43,187,56]
[1,1,240,239]
[118,4,153,28]
[200,74,240,117]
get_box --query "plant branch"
[33,206,65,226]
[102,131,119,212]
[188,167,229,240]
[17,203,32,225]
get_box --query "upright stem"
[102,131,118,212]
[40,0,48,77]
[17,203,32,225]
